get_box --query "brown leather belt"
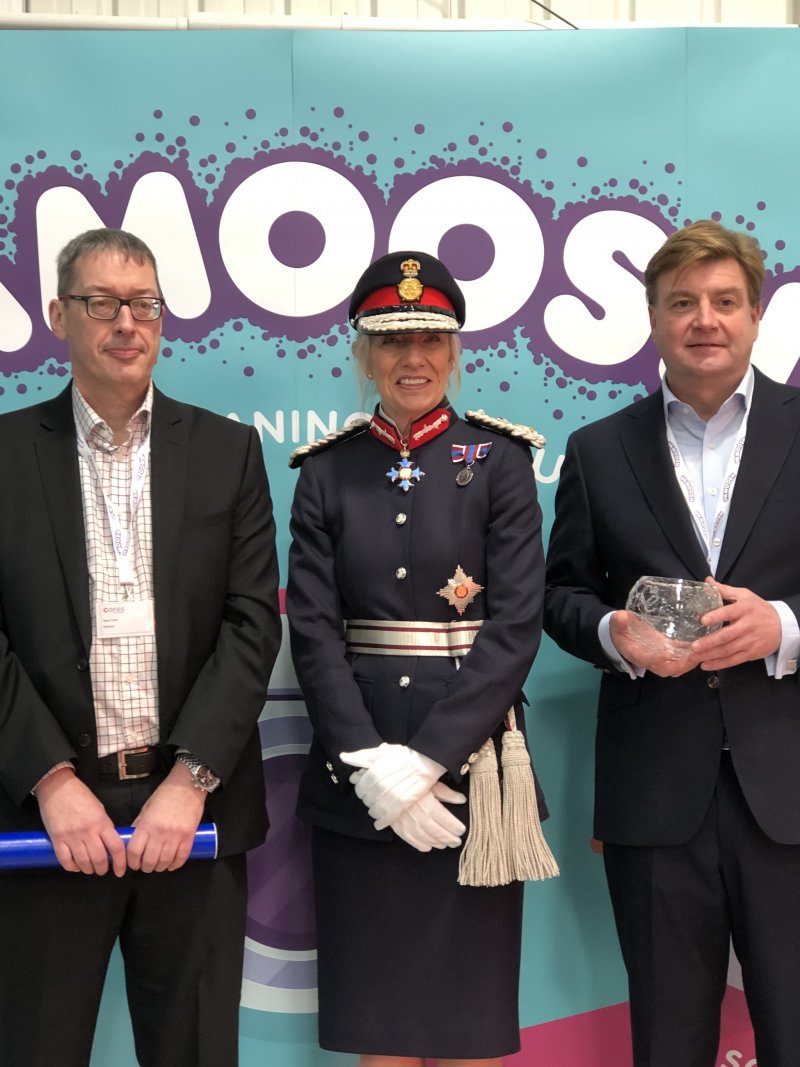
[96,745,161,781]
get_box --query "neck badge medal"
[387,450,425,492]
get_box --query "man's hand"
[127,763,206,873]
[610,610,701,678]
[691,578,782,670]
[34,768,126,876]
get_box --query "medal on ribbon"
[451,442,491,486]
[437,565,484,615]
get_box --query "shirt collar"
[662,364,753,422]
[72,382,154,449]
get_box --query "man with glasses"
[0,228,281,1066]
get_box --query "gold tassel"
[501,711,560,882]
[458,739,511,887]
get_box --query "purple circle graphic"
[268,211,326,269]
[246,755,316,952]
[438,225,495,282]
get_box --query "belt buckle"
[117,746,150,781]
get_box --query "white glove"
[385,782,467,852]
[339,743,447,824]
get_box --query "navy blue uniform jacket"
[287,408,545,840]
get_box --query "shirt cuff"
[32,761,75,796]
[765,600,800,679]
[599,612,644,679]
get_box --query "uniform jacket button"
[331,773,339,784]
[395,513,407,525]
[395,567,407,580]
[399,675,410,688]
[460,763,471,775]
[76,658,89,672]
[77,733,92,748]
[707,675,720,689]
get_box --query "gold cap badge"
[397,258,424,303]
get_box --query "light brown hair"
[645,220,764,308]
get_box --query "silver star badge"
[437,565,483,615]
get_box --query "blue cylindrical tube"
[0,823,218,870]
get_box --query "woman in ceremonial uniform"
[286,251,556,1067]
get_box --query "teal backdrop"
[0,25,794,1066]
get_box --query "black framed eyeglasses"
[62,294,165,321]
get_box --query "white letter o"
[219,162,374,317]
[389,175,543,332]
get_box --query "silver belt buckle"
[117,747,150,780]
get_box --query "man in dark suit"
[0,228,280,1066]
[545,220,800,1067]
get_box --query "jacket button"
[77,733,92,748]
[707,675,720,689]
[395,567,407,580]
[325,761,333,771]
[77,658,89,672]
[395,513,407,525]
[460,763,471,775]
[330,774,339,784]
[399,676,410,688]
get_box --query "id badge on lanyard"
[665,412,749,567]
[77,426,155,637]
[97,598,155,638]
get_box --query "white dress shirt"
[74,384,159,756]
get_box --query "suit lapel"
[34,386,92,653]
[150,388,189,675]
[618,390,711,579]
[716,369,800,580]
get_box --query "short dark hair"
[56,228,161,297]
[645,220,764,308]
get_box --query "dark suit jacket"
[0,384,281,856]
[545,368,800,847]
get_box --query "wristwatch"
[174,751,220,794]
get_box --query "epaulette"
[288,420,370,468]
[464,409,545,450]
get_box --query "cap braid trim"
[356,310,460,334]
